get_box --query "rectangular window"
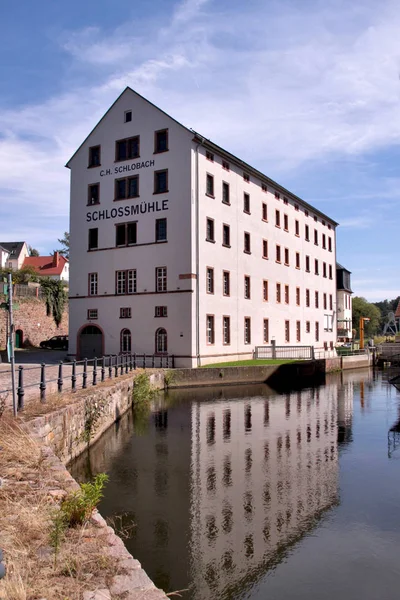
[321,262,326,278]
[155,306,168,317]
[315,321,319,342]
[223,224,230,247]
[156,267,167,292]
[244,317,251,344]
[206,150,214,162]
[294,204,299,211]
[206,315,215,344]
[328,237,332,252]
[116,136,140,161]
[222,160,230,171]
[283,197,288,205]
[88,228,98,250]
[155,218,167,242]
[154,129,168,153]
[315,291,319,308]
[275,191,280,200]
[243,193,250,214]
[88,183,100,205]
[223,316,231,345]
[305,255,310,272]
[296,287,300,306]
[243,172,250,183]
[285,320,290,343]
[314,229,318,245]
[124,110,132,123]
[305,224,310,241]
[115,175,139,200]
[276,245,281,263]
[284,248,289,265]
[329,264,333,280]
[275,210,281,227]
[116,269,137,295]
[306,321,310,333]
[206,173,214,197]
[154,169,168,194]
[262,239,268,259]
[87,309,98,320]
[329,294,333,310]
[295,220,300,236]
[315,259,319,275]
[88,145,101,167]
[120,307,132,319]
[306,288,310,307]
[322,234,326,249]
[262,203,268,221]
[296,252,300,269]
[276,283,281,303]
[244,232,251,253]
[244,275,251,299]
[262,183,267,192]
[263,280,268,301]
[222,182,230,204]
[223,271,230,296]
[263,319,269,343]
[285,284,289,304]
[284,214,289,231]
[206,218,215,242]
[115,222,137,247]
[88,273,98,296]
[296,321,301,342]
[206,267,214,294]
[323,293,327,310]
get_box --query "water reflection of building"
[70,380,356,599]
[189,384,340,599]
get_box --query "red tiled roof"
[23,254,68,276]
[395,301,400,319]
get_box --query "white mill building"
[67,87,338,367]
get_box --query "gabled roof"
[0,244,9,254]
[0,241,26,259]
[66,86,338,226]
[23,255,68,276]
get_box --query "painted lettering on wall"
[86,200,169,222]
[100,159,155,177]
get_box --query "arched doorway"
[15,329,23,348]
[79,325,103,359]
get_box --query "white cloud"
[1,0,400,258]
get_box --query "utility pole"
[7,273,17,416]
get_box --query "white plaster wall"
[68,89,194,361]
[194,147,337,363]
[337,290,352,339]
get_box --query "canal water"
[70,370,400,600]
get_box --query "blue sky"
[0,0,399,301]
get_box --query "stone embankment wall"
[0,295,68,349]
[27,371,164,464]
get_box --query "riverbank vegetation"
[0,416,118,599]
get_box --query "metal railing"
[254,345,314,360]
[0,353,175,411]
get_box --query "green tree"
[352,297,381,338]
[57,231,70,260]
[40,278,67,327]
[28,246,40,257]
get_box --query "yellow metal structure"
[359,317,370,350]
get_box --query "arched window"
[155,328,167,354]
[120,328,131,353]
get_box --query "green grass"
[201,359,297,368]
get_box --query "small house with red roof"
[23,252,69,282]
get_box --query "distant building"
[336,263,352,342]
[23,252,69,281]
[0,241,29,270]
[0,245,9,268]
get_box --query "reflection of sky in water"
[70,370,400,600]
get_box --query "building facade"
[23,252,69,281]
[67,87,338,366]
[336,264,352,342]
[0,241,29,270]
